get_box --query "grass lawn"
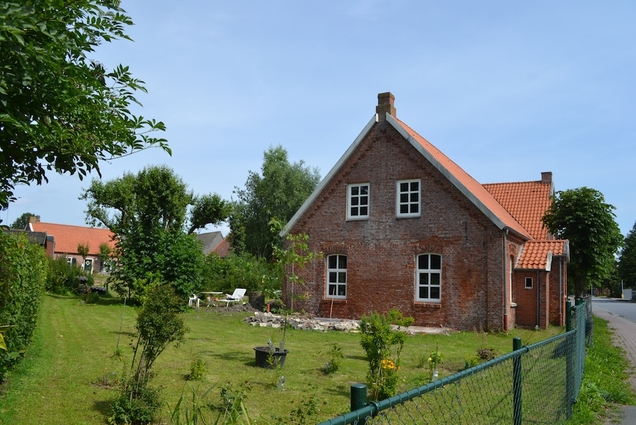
[0,295,567,424]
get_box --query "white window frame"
[416,253,441,302]
[326,254,347,299]
[347,183,370,220]
[525,277,533,289]
[66,257,77,266]
[397,179,421,218]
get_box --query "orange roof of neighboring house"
[391,116,530,239]
[517,240,569,270]
[483,180,553,240]
[29,221,116,256]
[212,238,231,257]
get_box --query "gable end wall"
[286,121,516,331]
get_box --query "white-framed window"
[525,277,533,289]
[347,183,370,219]
[397,179,421,217]
[66,257,77,266]
[416,254,441,302]
[326,255,347,299]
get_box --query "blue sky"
[8,1,636,236]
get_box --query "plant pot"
[253,346,288,369]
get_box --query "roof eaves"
[385,114,523,236]
[281,115,379,236]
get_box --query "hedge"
[0,231,47,381]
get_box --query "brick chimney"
[28,216,40,224]
[376,92,396,121]
[541,172,552,184]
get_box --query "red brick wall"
[285,121,519,331]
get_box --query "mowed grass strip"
[0,295,564,424]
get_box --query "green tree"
[188,194,232,234]
[231,146,320,259]
[81,165,228,299]
[0,1,169,210]
[618,221,636,289]
[9,212,38,229]
[542,187,623,297]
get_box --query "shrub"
[0,232,47,381]
[45,256,93,294]
[109,383,160,425]
[323,343,344,375]
[359,310,414,400]
[202,252,280,294]
[187,358,207,381]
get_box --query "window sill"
[324,298,347,303]
[510,302,518,308]
[413,301,441,309]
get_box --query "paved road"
[592,297,636,425]
[594,297,636,323]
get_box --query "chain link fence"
[319,300,588,425]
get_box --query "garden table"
[200,291,223,307]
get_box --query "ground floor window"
[416,254,441,302]
[525,277,533,289]
[327,254,347,298]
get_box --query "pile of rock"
[244,312,360,332]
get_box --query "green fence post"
[351,383,368,425]
[566,300,574,418]
[566,300,572,332]
[513,337,523,425]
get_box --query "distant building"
[27,218,116,273]
[196,231,230,257]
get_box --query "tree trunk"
[574,275,587,298]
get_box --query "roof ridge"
[391,116,531,239]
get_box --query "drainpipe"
[503,229,509,331]
[536,271,540,328]
[559,258,563,323]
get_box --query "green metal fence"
[319,300,588,425]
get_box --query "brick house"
[281,93,569,331]
[28,218,116,274]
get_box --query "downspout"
[559,257,563,322]
[536,270,540,328]
[503,229,509,331]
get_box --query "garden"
[0,293,564,424]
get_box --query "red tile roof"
[29,221,116,256]
[483,181,552,240]
[517,240,569,270]
[212,238,231,257]
[392,116,531,239]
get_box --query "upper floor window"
[326,254,347,299]
[348,184,369,219]
[397,179,420,217]
[416,254,441,302]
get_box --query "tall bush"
[0,232,47,381]
[45,256,93,294]
[111,284,187,425]
[202,253,280,295]
[360,310,414,400]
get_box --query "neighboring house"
[281,93,569,331]
[196,231,230,257]
[28,218,116,274]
